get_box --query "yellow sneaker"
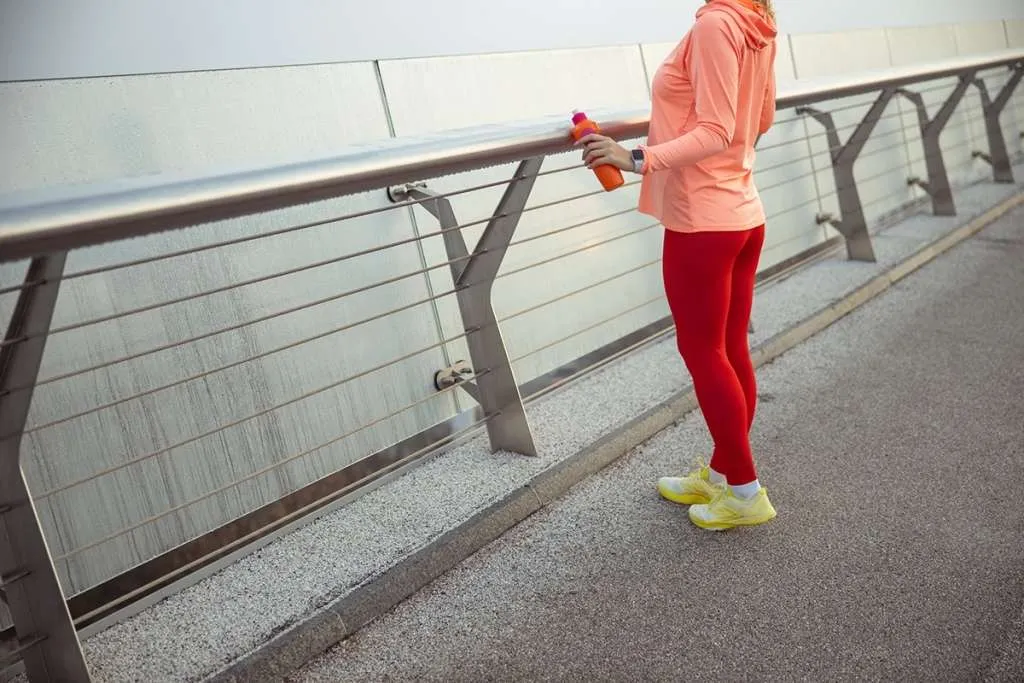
[688,487,777,531]
[656,461,724,505]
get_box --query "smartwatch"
[631,148,646,174]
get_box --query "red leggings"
[662,226,765,485]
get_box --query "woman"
[581,0,778,530]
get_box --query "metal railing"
[1,48,1022,681]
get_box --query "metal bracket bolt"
[815,212,842,229]
[386,182,428,203]
[907,176,932,193]
[434,360,474,391]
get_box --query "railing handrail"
[1,47,1021,263]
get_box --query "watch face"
[632,149,644,161]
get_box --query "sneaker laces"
[706,485,731,505]
[683,457,709,480]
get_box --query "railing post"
[971,64,1024,183]
[896,72,974,216]
[0,253,92,682]
[388,158,543,456]
[797,88,895,263]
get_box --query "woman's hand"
[579,134,634,172]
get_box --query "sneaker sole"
[688,508,777,531]
[656,485,714,506]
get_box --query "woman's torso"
[639,4,776,233]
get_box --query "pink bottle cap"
[571,110,588,125]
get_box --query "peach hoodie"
[638,0,777,233]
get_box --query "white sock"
[731,480,761,500]
[708,468,727,485]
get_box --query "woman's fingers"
[578,133,625,169]
[583,138,611,151]
[584,150,611,167]
[576,133,610,146]
[582,140,612,162]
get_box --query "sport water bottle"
[571,110,625,192]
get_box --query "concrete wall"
[3,0,1023,79]
[1,12,1023,597]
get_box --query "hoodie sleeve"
[642,11,742,172]
[759,44,777,134]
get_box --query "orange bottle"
[571,110,625,192]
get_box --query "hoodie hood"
[697,0,777,50]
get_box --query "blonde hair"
[753,0,775,20]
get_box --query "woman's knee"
[725,337,751,364]
[677,339,729,376]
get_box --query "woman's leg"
[662,229,753,486]
[725,224,765,446]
